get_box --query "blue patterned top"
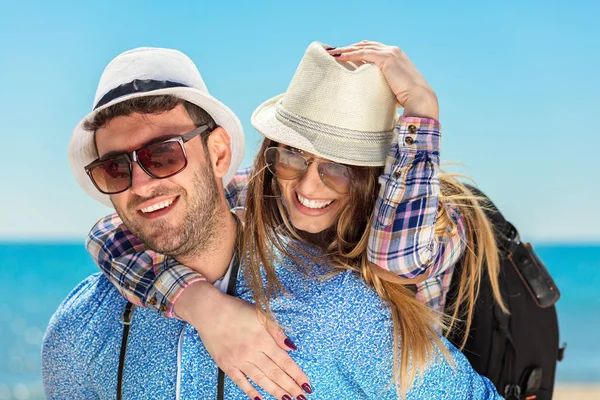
[42,248,501,399]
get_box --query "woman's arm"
[86,212,206,316]
[369,117,467,311]
[329,42,467,312]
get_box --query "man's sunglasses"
[85,125,212,195]
[264,146,352,194]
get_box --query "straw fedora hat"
[251,42,399,167]
[68,47,245,208]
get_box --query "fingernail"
[325,46,336,50]
[297,395,307,400]
[282,395,292,400]
[332,54,341,57]
[254,397,261,400]
[302,383,313,394]
[284,338,297,350]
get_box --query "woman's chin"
[290,218,331,235]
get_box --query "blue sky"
[1,0,598,242]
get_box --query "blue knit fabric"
[42,250,500,399]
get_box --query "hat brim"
[69,87,245,208]
[252,94,392,167]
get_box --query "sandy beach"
[553,385,600,400]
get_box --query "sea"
[0,242,598,399]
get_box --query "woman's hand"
[175,281,312,400]
[328,41,439,120]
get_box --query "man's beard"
[115,162,222,259]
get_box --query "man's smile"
[135,195,180,219]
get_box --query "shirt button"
[393,170,401,179]
[148,297,157,306]
[404,136,414,145]
[159,304,167,313]
[408,125,418,134]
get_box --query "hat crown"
[280,42,398,132]
[94,47,209,109]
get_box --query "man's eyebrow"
[98,150,127,161]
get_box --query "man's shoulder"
[60,272,123,310]
[42,273,129,386]
[45,273,126,339]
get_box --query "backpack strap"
[116,301,135,400]
[465,185,521,255]
[216,246,241,400]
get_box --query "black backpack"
[446,187,565,400]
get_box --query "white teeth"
[297,193,334,209]
[141,199,174,213]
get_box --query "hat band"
[274,102,395,165]
[94,79,189,110]
[275,102,394,143]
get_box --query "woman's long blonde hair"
[436,170,508,348]
[243,139,451,396]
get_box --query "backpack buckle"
[504,384,522,400]
[122,302,134,325]
[503,222,521,254]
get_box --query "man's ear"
[206,127,232,179]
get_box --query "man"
[42,47,498,399]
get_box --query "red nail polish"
[284,338,297,350]
[332,54,341,57]
[282,395,292,400]
[254,397,261,400]
[297,395,307,400]
[325,46,337,50]
[302,383,313,394]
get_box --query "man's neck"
[175,209,238,284]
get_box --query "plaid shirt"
[86,117,465,318]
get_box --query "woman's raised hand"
[328,41,439,120]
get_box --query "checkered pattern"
[368,117,466,311]
[86,118,464,317]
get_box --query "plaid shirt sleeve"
[85,167,252,318]
[368,117,467,313]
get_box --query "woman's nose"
[296,162,325,193]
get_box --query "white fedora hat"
[251,42,398,167]
[69,47,245,208]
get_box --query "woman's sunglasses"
[85,125,212,195]
[264,146,352,194]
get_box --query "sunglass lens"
[319,162,351,194]
[265,147,306,179]
[89,156,131,194]
[138,141,187,178]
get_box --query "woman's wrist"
[174,280,222,323]
[401,87,439,120]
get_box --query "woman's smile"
[279,163,350,234]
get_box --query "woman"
[87,41,504,399]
